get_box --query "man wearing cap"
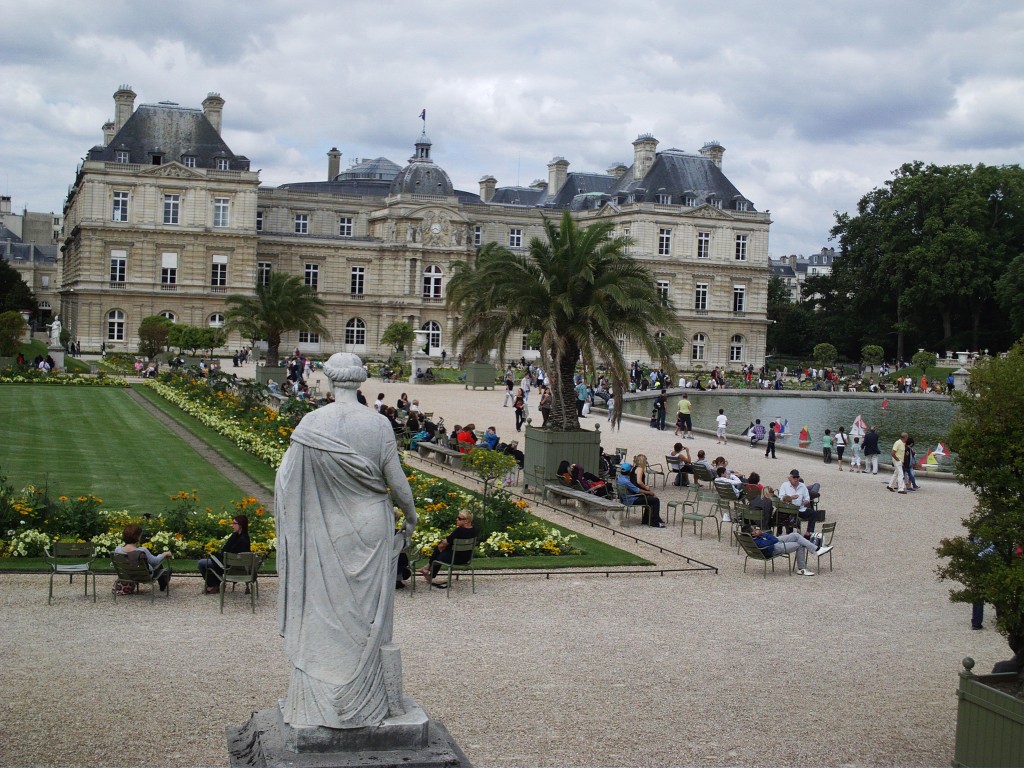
[615,461,665,527]
[779,469,818,533]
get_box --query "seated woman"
[668,443,693,487]
[198,515,251,594]
[570,462,610,497]
[748,485,776,531]
[416,509,479,588]
[396,392,410,412]
[114,523,173,592]
[456,423,476,452]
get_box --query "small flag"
[419,109,426,121]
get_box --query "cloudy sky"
[1,0,1022,256]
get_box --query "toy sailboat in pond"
[798,425,810,445]
[774,418,789,438]
[850,415,867,439]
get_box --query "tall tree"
[446,210,678,431]
[224,272,328,364]
[0,260,36,315]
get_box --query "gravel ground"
[0,376,1010,768]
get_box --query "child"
[765,422,777,459]
[822,428,833,464]
[716,408,728,444]
[851,436,864,473]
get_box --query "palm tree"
[447,210,678,431]
[224,272,329,364]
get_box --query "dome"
[388,131,454,196]
[337,156,401,182]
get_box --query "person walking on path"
[822,429,833,464]
[862,426,881,474]
[887,432,908,493]
[655,389,667,431]
[765,422,777,459]
[675,394,694,439]
[716,408,728,445]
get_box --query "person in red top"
[456,424,476,452]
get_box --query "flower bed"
[0,369,128,386]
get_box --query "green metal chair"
[668,499,721,541]
[210,552,263,613]
[809,521,837,572]
[45,542,97,604]
[110,552,171,603]
[431,537,477,599]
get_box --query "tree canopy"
[446,210,678,431]
[0,260,36,316]
[224,272,328,364]
[822,162,1024,360]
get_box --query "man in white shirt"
[374,393,385,412]
[780,469,817,533]
[715,409,729,444]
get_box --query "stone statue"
[274,352,417,729]
[49,315,61,347]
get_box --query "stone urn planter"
[522,422,603,492]
[953,657,1024,767]
[464,362,497,390]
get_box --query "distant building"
[60,87,773,368]
[1,196,60,331]
[769,248,835,301]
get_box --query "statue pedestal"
[47,346,65,372]
[409,352,432,385]
[226,698,472,768]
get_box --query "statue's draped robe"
[275,403,415,729]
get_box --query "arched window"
[421,320,441,353]
[159,311,176,322]
[107,309,125,341]
[422,265,443,300]
[691,332,707,361]
[729,334,744,362]
[209,313,224,328]
[345,318,366,347]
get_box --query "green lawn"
[0,385,247,512]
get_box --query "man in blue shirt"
[744,524,831,576]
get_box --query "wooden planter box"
[523,423,603,492]
[464,362,497,390]
[953,657,1024,767]
[255,366,288,386]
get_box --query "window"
[691,333,706,361]
[656,193,671,205]
[521,331,539,351]
[658,228,672,256]
[183,155,196,168]
[622,226,631,254]
[216,158,230,170]
[213,197,230,228]
[618,334,626,353]
[421,320,441,351]
[422,265,443,299]
[255,211,264,232]
[109,250,126,283]
[730,334,745,362]
[211,255,227,287]
[338,217,353,237]
[684,195,697,207]
[115,150,129,164]
[711,198,723,209]
[657,280,670,305]
[694,282,708,312]
[304,263,319,291]
[697,231,710,259]
[473,225,482,246]
[209,313,225,328]
[733,285,746,313]
[508,228,522,248]
[257,261,271,287]
[159,311,176,322]
[107,309,125,341]
[735,234,748,261]
[163,194,180,225]
[161,252,177,285]
[294,213,309,234]
[350,266,365,295]
[112,191,129,222]
[298,331,320,344]
[736,200,749,212]
[345,318,366,346]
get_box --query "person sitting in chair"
[417,509,478,588]
[616,462,664,527]
[114,523,172,592]
[198,515,251,594]
[743,523,831,577]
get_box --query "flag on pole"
[419,109,426,121]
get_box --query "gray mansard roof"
[611,150,750,208]
[86,103,249,170]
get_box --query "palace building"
[60,87,772,368]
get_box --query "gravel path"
[0,376,1009,768]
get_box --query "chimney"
[699,140,725,169]
[607,162,628,179]
[102,120,116,147]
[632,134,658,180]
[547,157,569,195]
[202,92,226,134]
[327,148,342,180]
[113,85,136,132]
[0,195,11,215]
[479,175,497,203]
